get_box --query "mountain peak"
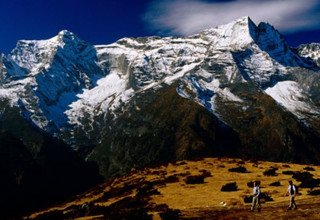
[57,30,78,42]
[237,16,253,23]
[200,16,258,50]
[8,30,92,74]
[55,30,87,48]
[58,30,75,36]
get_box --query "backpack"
[290,185,299,195]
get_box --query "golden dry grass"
[25,157,320,219]
[151,158,320,210]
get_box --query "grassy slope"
[26,158,320,220]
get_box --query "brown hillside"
[25,158,320,220]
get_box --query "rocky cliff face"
[0,17,320,179]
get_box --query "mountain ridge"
[0,16,320,176]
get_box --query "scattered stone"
[269,181,281,186]
[184,175,205,184]
[247,181,254,188]
[308,189,320,196]
[299,178,320,189]
[263,168,277,176]
[303,166,315,171]
[164,175,180,183]
[221,182,238,192]
[290,171,320,189]
[228,166,247,173]
[282,170,295,175]
[292,171,313,182]
[199,169,212,178]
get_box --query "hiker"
[285,180,297,210]
[251,180,261,212]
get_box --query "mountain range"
[0,16,320,217]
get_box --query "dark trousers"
[288,195,297,209]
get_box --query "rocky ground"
[24,158,320,220]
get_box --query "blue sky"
[0,0,319,53]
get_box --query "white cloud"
[144,0,320,35]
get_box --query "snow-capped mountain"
[1,17,320,177]
[0,30,103,133]
[297,43,320,67]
